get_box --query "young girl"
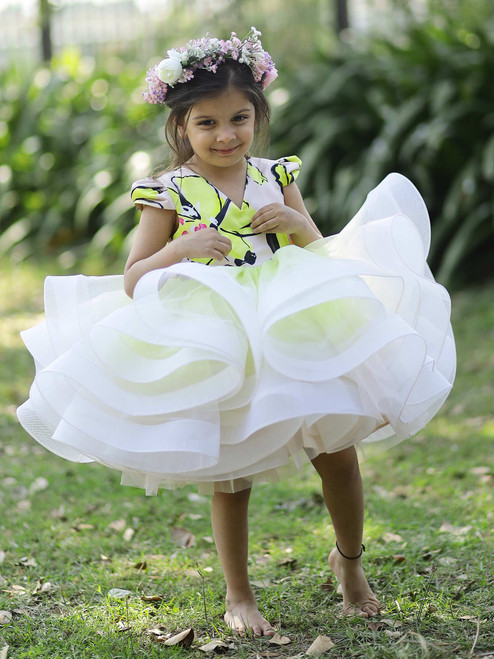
[18,28,455,636]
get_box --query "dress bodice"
[131,156,301,266]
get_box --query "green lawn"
[0,261,493,658]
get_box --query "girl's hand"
[176,227,232,261]
[250,203,309,237]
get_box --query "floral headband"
[143,27,278,104]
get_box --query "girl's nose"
[216,124,236,143]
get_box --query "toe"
[252,625,262,637]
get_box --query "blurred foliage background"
[1,0,493,289]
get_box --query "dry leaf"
[29,477,49,493]
[18,557,36,568]
[117,621,131,632]
[141,595,164,602]
[203,536,214,544]
[471,466,490,475]
[199,639,231,653]
[72,523,94,531]
[278,558,298,570]
[134,561,148,571]
[383,532,403,543]
[0,646,8,659]
[108,588,132,599]
[32,579,53,595]
[305,635,334,655]
[0,551,5,565]
[108,519,126,532]
[320,580,335,592]
[0,612,12,625]
[171,527,195,548]
[269,633,292,645]
[368,621,387,631]
[164,628,194,648]
[147,627,167,636]
[251,578,272,588]
[100,554,112,562]
[123,528,135,542]
[392,555,406,563]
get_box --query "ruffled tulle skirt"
[17,174,455,494]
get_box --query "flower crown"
[143,27,278,104]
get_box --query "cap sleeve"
[271,156,302,189]
[131,177,176,212]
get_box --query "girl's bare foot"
[328,548,380,618]
[224,592,276,637]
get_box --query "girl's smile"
[183,88,255,174]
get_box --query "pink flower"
[262,65,278,89]
[194,223,208,231]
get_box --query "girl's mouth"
[213,146,239,155]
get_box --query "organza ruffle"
[17,174,455,494]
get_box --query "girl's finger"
[253,219,279,233]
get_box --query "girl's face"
[182,88,256,173]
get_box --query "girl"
[18,28,455,637]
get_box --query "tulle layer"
[17,174,455,494]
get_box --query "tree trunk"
[40,0,52,62]
[335,0,349,31]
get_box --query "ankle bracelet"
[335,542,365,560]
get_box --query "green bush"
[0,49,162,262]
[271,17,494,288]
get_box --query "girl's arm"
[283,182,322,246]
[124,206,231,298]
[250,182,322,248]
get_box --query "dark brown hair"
[157,59,271,173]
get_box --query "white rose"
[156,58,183,85]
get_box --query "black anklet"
[335,542,365,560]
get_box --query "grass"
[0,259,493,658]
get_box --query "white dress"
[17,156,456,494]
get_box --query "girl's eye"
[198,119,215,126]
[233,115,248,123]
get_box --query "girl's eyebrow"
[191,108,253,120]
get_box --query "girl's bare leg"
[211,487,276,636]
[311,447,380,617]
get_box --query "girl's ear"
[178,124,186,139]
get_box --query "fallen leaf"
[3,585,26,596]
[108,588,132,599]
[471,466,491,475]
[258,653,281,657]
[171,527,195,548]
[269,633,292,645]
[320,580,335,592]
[18,557,36,568]
[0,646,8,659]
[164,628,194,648]
[385,630,403,638]
[72,523,94,531]
[29,477,49,493]
[368,621,387,631]
[141,595,164,602]
[32,579,53,595]
[199,639,232,653]
[108,519,126,532]
[278,558,298,570]
[134,561,148,571]
[117,621,132,632]
[203,536,214,544]
[305,635,334,655]
[383,532,403,543]
[0,612,12,625]
[100,554,112,562]
[123,528,135,542]
[0,551,5,565]
[438,556,457,566]
[147,627,167,636]
[188,513,203,520]
[251,578,272,588]
[392,555,406,563]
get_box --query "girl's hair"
[159,59,271,173]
